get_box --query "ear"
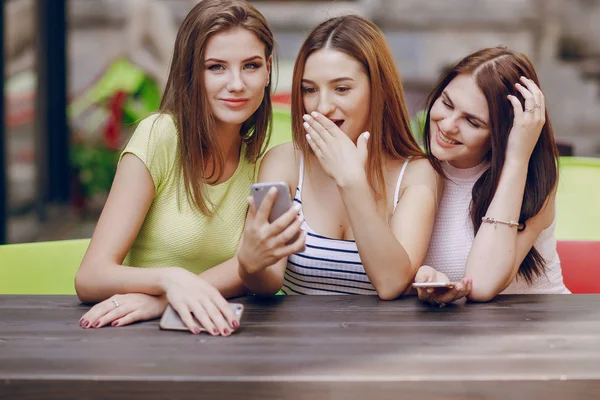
[266,55,273,87]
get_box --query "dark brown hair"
[159,0,274,214]
[422,46,559,283]
[291,15,423,200]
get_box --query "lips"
[221,98,249,109]
[436,125,462,146]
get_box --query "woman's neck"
[214,122,243,162]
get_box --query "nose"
[438,113,459,135]
[226,70,245,93]
[316,92,335,117]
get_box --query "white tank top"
[423,161,570,294]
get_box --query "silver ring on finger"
[112,299,120,308]
[534,103,541,109]
[524,108,535,113]
[438,302,447,308]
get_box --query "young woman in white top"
[415,47,570,306]
[234,15,441,299]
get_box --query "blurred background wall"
[2,0,600,244]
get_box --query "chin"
[430,144,455,163]
[215,113,253,126]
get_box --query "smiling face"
[203,27,271,132]
[300,48,371,142]
[429,73,492,169]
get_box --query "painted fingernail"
[303,122,310,129]
[111,321,119,327]
[232,320,239,329]
[83,320,90,328]
[193,327,201,335]
[363,131,370,140]
[79,318,86,326]
[303,114,310,121]
[305,134,311,141]
[213,328,219,335]
[92,321,101,328]
[223,328,230,335]
[311,111,318,118]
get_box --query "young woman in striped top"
[414,47,569,306]
[236,15,442,299]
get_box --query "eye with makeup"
[441,96,453,110]
[207,64,225,72]
[301,86,317,94]
[466,118,480,128]
[243,62,261,70]
[335,86,351,94]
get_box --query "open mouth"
[438,128,461,145]
[331,120,345,128]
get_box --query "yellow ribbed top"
[120,114,257,275]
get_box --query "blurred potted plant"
[69,58,161,211]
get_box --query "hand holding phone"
[237,182,306,275]
[414,265,472,307]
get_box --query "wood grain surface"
[1,294,599,399]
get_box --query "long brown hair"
[422,47,559,283]
[159,0,274,214]
[291,15,423,200]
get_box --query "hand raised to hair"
[506,76,546,165]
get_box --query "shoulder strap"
[393,156,412,211]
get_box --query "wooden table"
[1,294,600,399]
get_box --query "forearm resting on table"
[199,257,248,299]
[75,261,168,303]
[238,259,286,296]
[339,180,414,300]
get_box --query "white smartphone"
[412,282,458,289]
[159,303,244,332]
[250,181,304,251]
[251,182,295,223]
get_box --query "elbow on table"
[466,284,499,303]
[74,267,96,303]
[375,281,410,301]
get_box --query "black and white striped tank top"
[282,155,411,295]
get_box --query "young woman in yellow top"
[75,0,304,335]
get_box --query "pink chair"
[557,241,600,294]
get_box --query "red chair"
[557,241,600,294]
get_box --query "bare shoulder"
[258,142,301,194]
[397,157,443,205]
[403,157,441,187]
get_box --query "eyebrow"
[442,91,488,127]
[301,77,355,84]
[204,55,264,63]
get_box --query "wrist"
[155,267,182,293]
[504,156,529,170]
[336,170,367,191]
